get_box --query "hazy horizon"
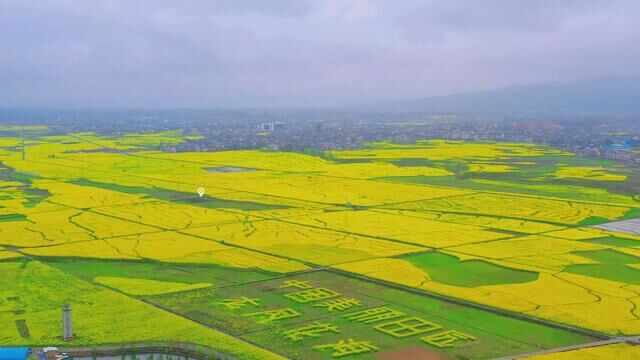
[2,0,639,109]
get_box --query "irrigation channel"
[52,343,240,360]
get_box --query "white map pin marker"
[197,187,205,197]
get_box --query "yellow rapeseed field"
[380,209,565,234]
[183,220,425,265]
[385,192,630,224]
[286,209,511,248]
[553,166,627,182]
[468,163,517,173]
[3,131,640,345]
[0,249,21,260]
[94,276,212,295]
[327,140,570,161]
[448,235,608,259]
[21,231,310,273]
[94,200,250,230]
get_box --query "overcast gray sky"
[1,0,639,108]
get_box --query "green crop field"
[147,271,595,359]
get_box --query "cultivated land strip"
[4,133,640,359]
[11,157,640,313]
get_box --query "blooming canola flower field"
[1,129,640,359]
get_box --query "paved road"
[57,342,239,360]
[493,336,640,359]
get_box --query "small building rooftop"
[0,347,30,360]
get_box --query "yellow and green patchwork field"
[1,130,640,359]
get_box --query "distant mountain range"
[362,76,640,114]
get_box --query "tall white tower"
[62,304,73,340]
